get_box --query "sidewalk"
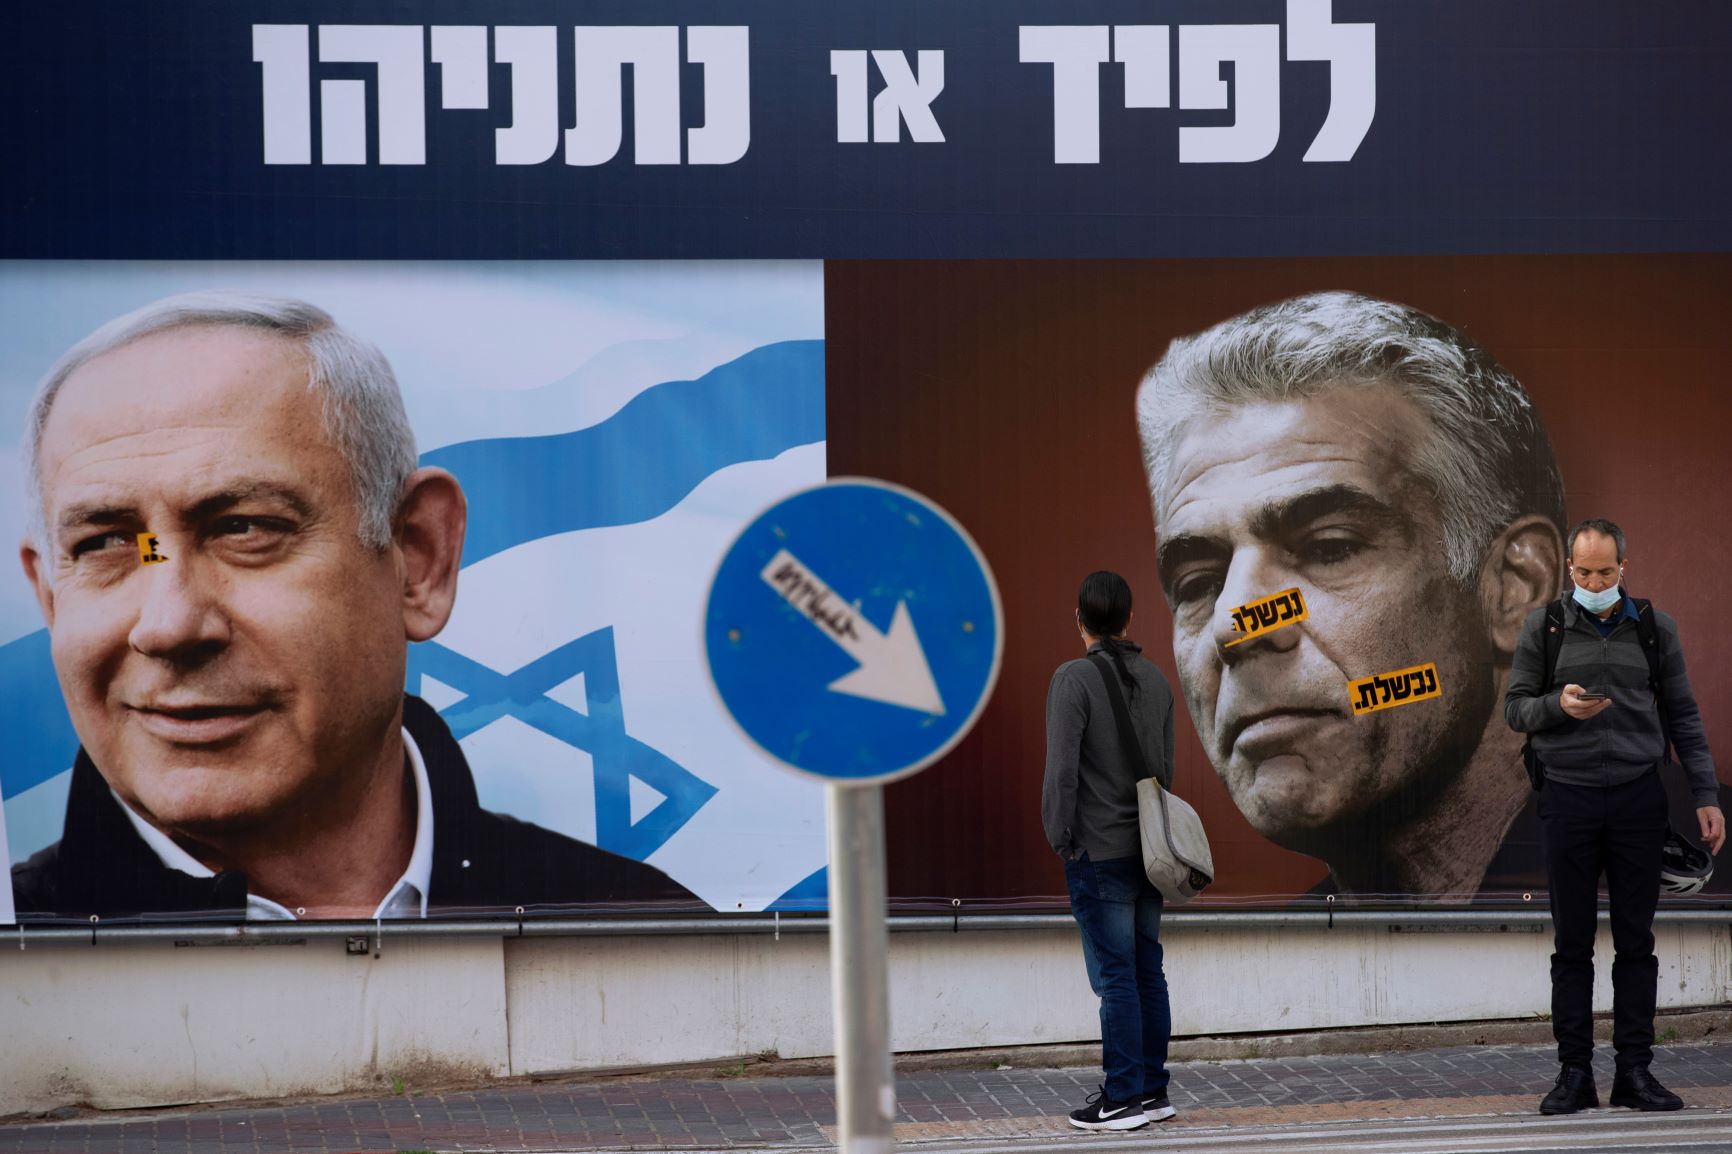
[4,1036,1730,1153]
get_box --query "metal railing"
[9,906,1729,947]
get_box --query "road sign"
[704,478,1002,786]
[705,478,1003,1154]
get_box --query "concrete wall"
[0,936,508,1112]
[3,921,1728,1116]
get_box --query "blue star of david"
[404,626,716,861]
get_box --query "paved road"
[930,1109,1732,1154]
[3,1040,1728,1153]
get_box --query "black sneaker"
[1610,1065,1683,1111]
[1142,1088,1177,1122]
[1539,1064,1598,1115]
[1068,1087,1149,1131]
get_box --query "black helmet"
[1660,827,1713,896]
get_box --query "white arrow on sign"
[759,548,946,716]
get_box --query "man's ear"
[394,467,467,643]
[1478,514,1563,658]
[20,540,55,628]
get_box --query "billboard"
[1,262,829,921]
[4,2,1730,918]
[840,256,1732,907]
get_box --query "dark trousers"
[1539,772,1667,1072]
[1064,854,1172,1103]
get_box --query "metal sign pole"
[828,781,895,1154]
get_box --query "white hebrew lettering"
[870,50,945,143]
[320,79,368,165]
[1017,8,1374,168]
[1286,0,1375,161]
[1178,23,1279,163]
[253,25,311,165]
[318,25,426,164]
[253,22,751,167]
[687,26,751,164]
[494,26,559,165]
[430,26,488,110]
[1114,25,1170,110]
[1018,26,1110,164]
[831,50,870,143]
[567,26,681,166]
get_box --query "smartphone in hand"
[1576,692,1609,702]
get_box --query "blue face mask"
[1572,580,1622,614]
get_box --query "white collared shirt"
[116,728,436,920]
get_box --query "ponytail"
[1077,570,1137,698]
[1096,634,1138,698]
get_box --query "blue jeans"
[1064,853,1172,1103]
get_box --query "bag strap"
[1087,653,1152,783]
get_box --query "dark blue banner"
[4,1,1730,258]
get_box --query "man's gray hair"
[24,290,418,552]
[1135,291,1566,585]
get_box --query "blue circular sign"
[704,479,1003,784]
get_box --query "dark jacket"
[1504,593,1719,806]
[11,695,701,921]
[1041,640,1175,862]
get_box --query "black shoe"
[1068,1087,1148,1131]
[1540,1065,1599,1115]
[1610,1066,1683,1111]
[1141,1088,1177,1122]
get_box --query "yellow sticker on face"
[1224,587,1307,647]
[136,532,169,565]
[1348,662,1441,716]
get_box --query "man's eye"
[1300,536,1365,566]
[1173,572,1224,606]
[70,531,134,558]
[211,516,290,547]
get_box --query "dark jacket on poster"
[1302,772,1732,902]
[1041,640,1175,863]
[10,694,700,921]
[1479,778,1732,898]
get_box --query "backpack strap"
[1521,598,1569,791]
[1540,597,1567,689]
[1087,654,1152,782]
[1631,596,1672,764]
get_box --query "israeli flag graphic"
[0,261,830,915]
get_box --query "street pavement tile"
[4,1040,1732,1152]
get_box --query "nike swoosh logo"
[1098,1106,1130,1118]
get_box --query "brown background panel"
[824,254,1732,909]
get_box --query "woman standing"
[1041,571,1178,1131]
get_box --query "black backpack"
[1520,596,1667,791]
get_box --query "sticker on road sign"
[705,479,1003,785]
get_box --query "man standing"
[1043,571,1178,1131]
[1504,518,1725,1114]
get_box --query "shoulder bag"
[1087,654,1214,903]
